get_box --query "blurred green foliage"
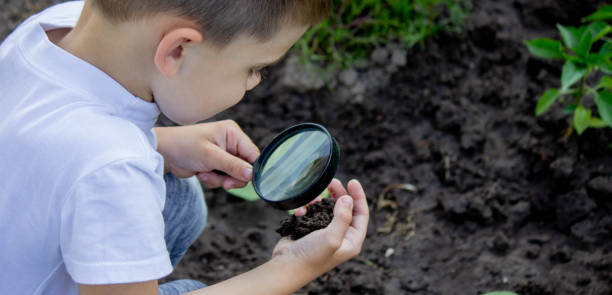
[525,5,612,136]
[295,0,472,72]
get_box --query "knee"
[164,174,208,233]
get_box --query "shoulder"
[59,108,162,173]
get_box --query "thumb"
[207,144,253,182]
[324,196,353,249]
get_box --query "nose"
[246,72,262,91]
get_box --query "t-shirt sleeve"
[60,157,172,285]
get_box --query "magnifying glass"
[252,123,340,210]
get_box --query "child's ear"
[154,27,203,77]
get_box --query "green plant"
[525,5,612,136]
[296,0,471,73]
[227,183,331,208]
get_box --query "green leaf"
[573,105,591,135]
[584,5,612,22]
[576,29,593,58]
[525,38,565,60]
[557,24,583,51]
[226,182,260,201]
[601,41,612,56]
[561,61,587,90]
[597,76,612,90]
[535,88,561,115]
[596,54,612,74]
[595,90,612,126]
[563,104,578,114]
[481,292,519,295]
[589,117,609,128]
[586,22,612,42]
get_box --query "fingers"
[324,195,353,249]
[197,171,247,189]
[347,179,369,238]
[206,143,253,182]
[221,120,260,164]
[328,178,347,199]
[222,178,248,190]
[293,207,307,217]
[197,171,225,188]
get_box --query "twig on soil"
[376,183,420,240]
[376,183,417,210]
[443,155,452,181]
[355,256,384,270]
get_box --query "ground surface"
[2,1,611,294]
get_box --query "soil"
[2,0,611,294]
[277,198,336,240]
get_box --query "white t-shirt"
[0,2,172,294]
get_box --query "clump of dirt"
[276,198,335,240]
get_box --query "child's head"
[89,0,330,124]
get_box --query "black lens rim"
[252,123,340,210]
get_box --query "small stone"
[391,48,407,67]
[586,176,612,203]
[338,68,358,86]
[371,47,389,64]
[509,201,531,227]
[278,55,325,93]
[351,81,367,95]
[385,248,395,258]
[549,156,574,178]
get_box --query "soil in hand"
[276,198,335,240]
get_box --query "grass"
[295,0,472,74]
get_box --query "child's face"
[153,24,308,125]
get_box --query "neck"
[55,1,158,101]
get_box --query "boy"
[0,0,370,295]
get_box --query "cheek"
[194,79,246,116]
[220,77,248,106]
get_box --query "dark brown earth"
[277,198,336,240]
[2,0,611,294]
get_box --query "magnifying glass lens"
[253,123,340,210]
[258,130,330,201]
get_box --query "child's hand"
[271,179,369,275]
[154,120,260,189]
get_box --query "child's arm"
[154,120,260,189]
[188,179,369,295]
[78,179,368,295]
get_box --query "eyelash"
[250,68,268,80]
